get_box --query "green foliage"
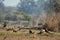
[14,11,31,21]
[47,0,60,12]
[21,12,31,21]
[4,11,31,21]
[5,13,17,21]
[0,14,4,22]
[0,0,5,14]
[14,11,21,15]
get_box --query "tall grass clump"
[42,12,60,32]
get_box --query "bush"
[42,13,60,32]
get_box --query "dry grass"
[0,30,60,40]
[0,36,60,40]
[42,12,60,32]
[0,29,60,36]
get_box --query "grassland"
[0,29,60,40]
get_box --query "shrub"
[42,13,60,32]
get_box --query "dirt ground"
[0,36,60,40]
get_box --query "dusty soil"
[0,36,60,40]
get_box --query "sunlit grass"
[0,30,60,38]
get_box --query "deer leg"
[29,30,33,34]
[38,29,43,34]
[44,28,51,34]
